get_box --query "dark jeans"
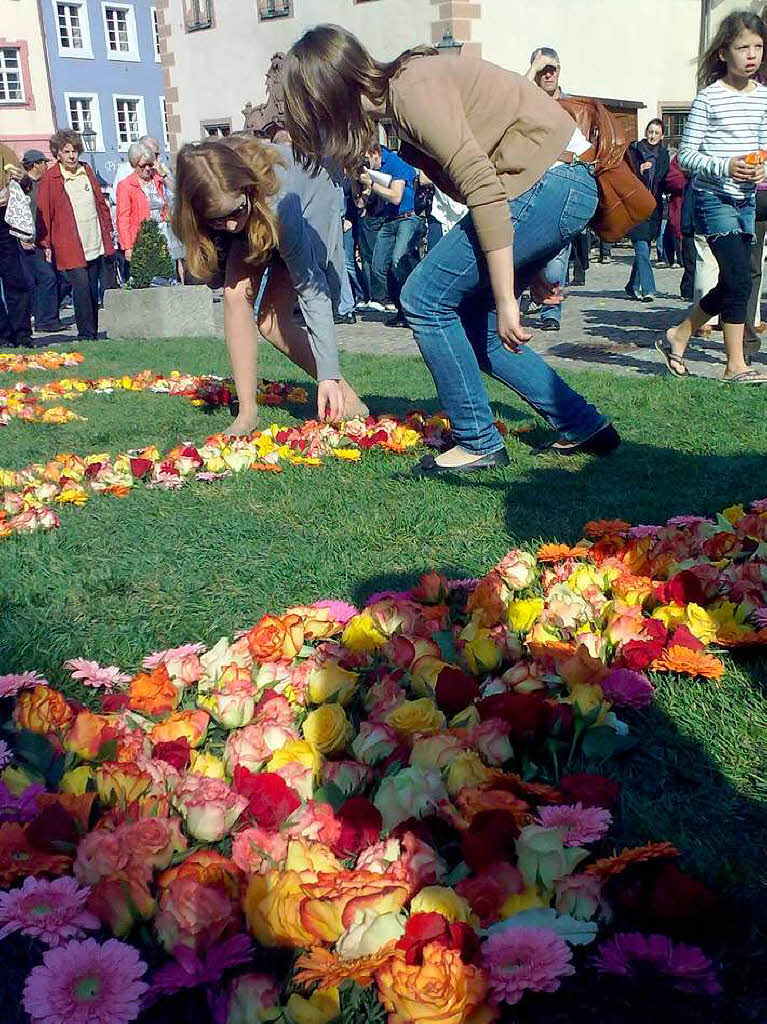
[746,190,767,329]
[570,231,589,283]
[371,215,424,311]
[699,233,751,324]
[343,226,363,305]
[63,258,102,339]
[681,234,696,301]
[0,221,32,344]
[357,215,384,303]
[426,216,444,252]
[19,246,61,328]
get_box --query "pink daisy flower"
[311,599,358,624]
[0,739,12,770]
[600,668,655,709]
[0,780,45,822]
[0,671,48,698]
[592,932,722,996]
[627,525,660,539]
[64,658,131,691]
[483,926,575,1005]
[753,606,767,628]
[143,641,206,670]
[749,498,767,512]
[0,876,100,946]
[666,515,711,528]
[23,937,148,1024]
[535,802,613,846]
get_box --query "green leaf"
[432,630,456,664]
[313,782,346,811]
[444,861,471,886]
[12,729,57,774]
[487,907,598,945]
[581,726,639,761]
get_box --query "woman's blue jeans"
[400,163,606,454]
[628,240,656,297]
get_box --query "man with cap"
[20,149,64,333]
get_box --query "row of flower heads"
[1,498,766,1023]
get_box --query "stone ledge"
[102,286,219,340]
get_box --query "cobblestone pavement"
[35,250,765,379]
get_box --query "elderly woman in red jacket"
[37,130,114,341]
[116,141,168,271]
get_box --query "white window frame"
[64,91,104,150]
[101,2,140,62]
[159,95,169,150]
[0,47,24,104]
[150,6,161,61]
[112,93,146,150]
[52,0,94,59]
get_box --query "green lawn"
[1,337,766,911]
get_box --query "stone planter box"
[101,285,219,340]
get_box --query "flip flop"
[719,370,767,384]
[655,339,689,377]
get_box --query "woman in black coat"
[625,119,670,301]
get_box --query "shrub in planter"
[130,218,175,288]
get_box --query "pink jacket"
[116,171,166,251]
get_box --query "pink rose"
[254,659,293,692]
[356,837,402,874]
[322,760,372,796]
[284,801,342,847]
[121,817,187,872]
[224,723,299,773]
[497,549,537,590]
[74,830,128,884]
[364,678,407,720]
[232,826,288,874]
[154,875,235,953]
[253,692,294,727]
[351,721,399,765]
[172,774,248,842]
[468,719,513,766]
[165,652,204,686]
[399,831,447,889]
[271,761,313,801]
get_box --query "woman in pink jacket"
[116,141,168,268]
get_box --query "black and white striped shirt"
[679,79,767,198]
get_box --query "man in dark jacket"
[19,150,64,334]
[0,142,33,348]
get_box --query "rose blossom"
[232,827,288,875]
[172,774,248,842]
[468,719,513,766]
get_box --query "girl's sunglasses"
[208,195,249,228]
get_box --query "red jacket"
[665,156,688,240]
[116,171,167,252]
[36,161,114,271]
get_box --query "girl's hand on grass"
[318,380,345,423]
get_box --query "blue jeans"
[401,163,606,454]
[628,240,656,297]
[540,243,571,326]
[371,215,424,309]
[343,224,363,306]
[694,188,756,238]
[19,246,60,328]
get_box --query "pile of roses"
[0,350,84,374]
[0,412,448,541]
[0,371,308,426]
[1,498,764,1023]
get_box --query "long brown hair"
[283,24,435,174]
[172,135,284,283]
[698,10,766,89]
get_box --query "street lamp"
[435,31,463,56]
[81,126,97,170]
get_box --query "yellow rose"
[684,603,719,644]
[60,766,93,795]
[385,698,446,739]
[566,682,605,717]
[286,988,340,1024]
[568,565,606,594]
[189,751,227,779]
[652,603,687,629]
[507,597,545,633]
[460,620,502,675]
[445,750,492,797]
[284,838,342,874]
[410,735,464,771]
[341,610,387,653]
[308,662,358,706]
[449,706,480,729]
[410,656,450,697]
[244,870,315,948]
[2,765,36,794]
[267,739,322,780]
[501,885,549,918]
[335,909,406,960]
[410,886,476,926]
[302,704,352,755]
[722,503,744,524]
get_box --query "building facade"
[39,0,168,180]
[157,0,732,154]
[0,0,57,159]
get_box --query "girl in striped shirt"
[658,10,767,383]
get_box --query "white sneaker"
[366,301,386,312]
[384,302,397,312]
[355,301,369,310]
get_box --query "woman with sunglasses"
[284,27,618,475]
[173,135,366,432]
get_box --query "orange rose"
[94,761,153,806]
[13,684,74,737]
[150,709,210,747]
[299,871,410,944]
[284,605,344,641]
[128,663,179,716]
[156,849,243,953]
[247,614,305,662]
[63,710,118,761]
[376,944,491,1024]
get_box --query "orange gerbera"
[294,941,400,990]
[486,771,563,805]
[0,823,73,886]
[583,519,631,539]
[585,841,679,878]
[536,543,590,563]
[651,646,726,681]
[455,787,532,826]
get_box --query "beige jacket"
[390,55,575,252]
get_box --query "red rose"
[396,912,479,966]
[435,666,478,717]
[152,738,191,771]
[455,863,523,927]
[668,626,705,652]
[702,532,739,560]
[232,768,300,829]
[26,802,79,852]
[332,797,382,857]
[129,457,154,479]
[461,810,519,872]
[559,772,621,808]
[477,692,550,743]
[101,694,130,712]
[647,863,717,933]
[618,621,666,670]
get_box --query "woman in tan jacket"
[284,27,618,475]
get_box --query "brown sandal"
[655,339,689,377]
